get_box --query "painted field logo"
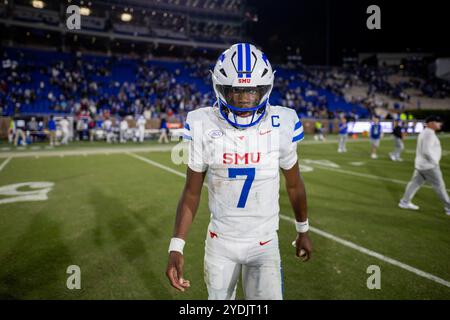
[0,182,54,205]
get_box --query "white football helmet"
[211,43,275,128]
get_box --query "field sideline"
[0,135,449,299]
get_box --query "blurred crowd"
[1,49,448,128]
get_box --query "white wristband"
[168,237,185,254]
[295,219,309,233]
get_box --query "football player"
[370,116,382,159]
[337,117,348,153]
[166,43,312,300]
[137,115,146,143]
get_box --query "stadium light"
[80,7,90,16]
[121,13,132,22]
[32,0,45,9]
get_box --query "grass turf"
[0,135,449,299]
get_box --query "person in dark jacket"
[389,120,405,161]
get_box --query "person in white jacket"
[119,118,129,143]
[136,115,146,143]
[60,116,70,145]
[399,115,450,215]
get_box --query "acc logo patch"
[208,130,223,139]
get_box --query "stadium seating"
[0,47,370,118]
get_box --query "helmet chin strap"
[217,98,268,129]
[232,113,254,127]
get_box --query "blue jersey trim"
[182,134,192,141]
[292,132,304,142]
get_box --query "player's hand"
[294,232,312,262]
[166,251,191,292]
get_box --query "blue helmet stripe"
[237,43,243,78]
[262,53,269,66]
[245,43,251,78]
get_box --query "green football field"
[0,135,449,300]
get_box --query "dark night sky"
[246,0,450,65]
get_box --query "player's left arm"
[282,162,312,261]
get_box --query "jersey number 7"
[228,168,255,208]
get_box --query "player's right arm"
[165,167,206,292]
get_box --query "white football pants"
[203,229,283,300]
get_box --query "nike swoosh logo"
[259,130,272,135]
[259,239,272,246]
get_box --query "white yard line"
[1,133,449,158]
[127,152,450,289]
[279,215,450,289]
[0,145,174,159]
[0,157,12,173]
[309,164,450,193]
[2,133,449,159]
[127,152,188,179]
[2,138,448,192]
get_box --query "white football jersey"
[120,120,129,131]
[137,117,146,129]
[103,119,112,132]
[60,119,69,132]
[184,105,304,238]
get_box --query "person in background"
[8,118,15,144]
[143,107,152,120]
[88,116,97,142]
[103,117,115,143]
[120,117,129,143]
[14,117,27,146]
[400,112,407,122]
[137,115,146,143]
[389,120,405,161]
[60,116,70,145]
[27,117,38,143]
[48,115,56,146]
[158,117,169,144]
[370,116,382,159]
[337,117,348,153]
[76,117,85,141]
[314,121,325,141]
[399,116,450,216]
